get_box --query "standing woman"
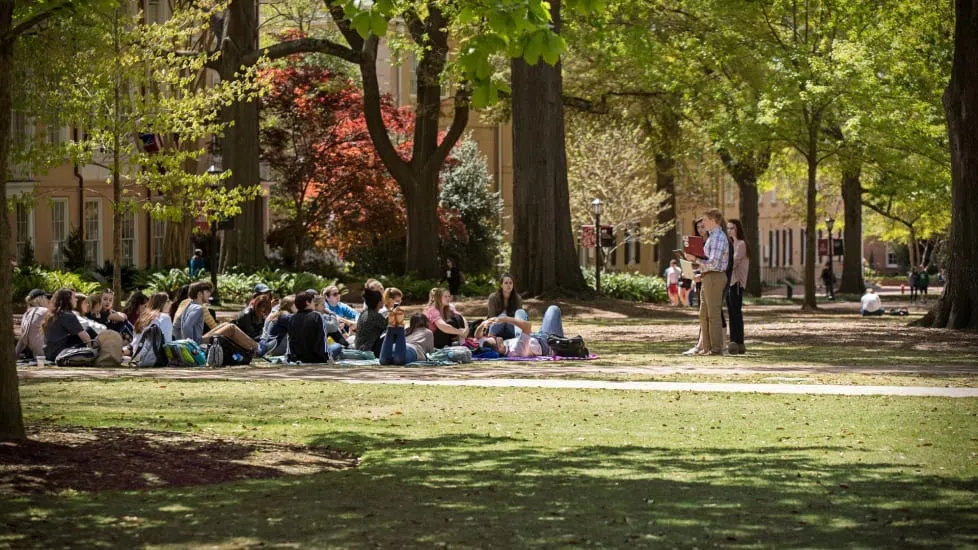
[726,219,749,354]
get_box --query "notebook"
[682,235,707,259]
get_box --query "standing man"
[189,249,205,278]
[686,209,729,356]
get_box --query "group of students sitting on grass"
[16,272,575,367]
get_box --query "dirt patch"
[0,425,358,495]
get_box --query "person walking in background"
[189,249,205,278]
[821,263,836,301]
[664,260,681,306]
[726,219,749,355]
[908,266,919,304]
[685,209,729,356]
[443,259,464,297]
[917,266,930,304]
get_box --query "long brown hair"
[134,292,170,334]
[268,295,295,323]
[727,218,750,259]
[494,273,521,317]
[42,289,76,331]
[406,313,429,336]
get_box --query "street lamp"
[825,217,835,300]
[207,164,222,305]
[592,198,604,295]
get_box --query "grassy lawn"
[4,379,978,548]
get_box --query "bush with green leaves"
[142,268,206,296]
[13,266,99,302]
[376,274,440,302]
[461,272,498,297]
[581,267,668,303]
[439,136,504,275]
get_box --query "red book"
[682,235,707,259]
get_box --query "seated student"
[128,292,173,363]
[75,293,108,336]
[313,294,350,347]
[355,287,388,356]
[260,295,295,357]
[172,284,219,334]
[17,289,51,360]
[860,288,885,316]
[43,288,93,363]
[360,279,388,315]
[287,292,342,363]
[323,285,357,333]
[474,305,566,358]
[123,290,149,326]
[404,313,435,362]
[424,287,468,349]
[486,273,526,340]
[90,289,131,338]
[174,281,260,352]
[233,294,272,341]
[379,288,413,365]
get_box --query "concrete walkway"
[18,365,978,397]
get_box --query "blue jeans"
[379,326,418,365]
[530,305,565,355]
[489,309,529,340]
[328,342,344,361]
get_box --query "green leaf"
[370,12,388,37]
[541,33,565,65]
[351,11,372,39]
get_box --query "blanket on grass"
[473,354,600,362]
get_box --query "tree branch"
[424,87,471,176]
[1,0,73,46]
[241,36,359,66]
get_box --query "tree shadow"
[3,429,975,548]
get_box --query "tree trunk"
[839,161,865,294]
[509,0,587,296]
[918,0,978,328]
[802,134,819,310]
[719,148,769,297]
[0,0,25,440]
[654,152,677,278]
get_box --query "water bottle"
[232,352,243,363]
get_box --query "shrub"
[94,261,143,292]
[581,267,668,303]
[62,227,87,270]
[142,268,207,296]
[461,272,498,297]
[13,266,99,301]
[376,274,441,302]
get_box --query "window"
[47,115,63,145]
[801,228,806,264]
[146,0,161,23]
[768,230,774,267]
[15,203,33,260]
[120,206,137,267]
[817,229,823,263]
[886,245,899,268]
[84,199,101,266]
[775,230,781,267]
[788,229,793,266]
[623,224,641,265]
[151,216,167,268]
[409,55,418,98]
[51,198,68,269]
[781,229,788,266]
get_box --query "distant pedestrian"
[916,266,930,304]
[821,263,835,301]
[443,259,464,297]
[908,267,919,304]
[189,249,205,277]
[664,260,681,306]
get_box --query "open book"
[682,235,707,259]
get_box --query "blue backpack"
[163,339,207,367]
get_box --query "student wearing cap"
[17,289,51,360]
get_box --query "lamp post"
[207,164,222,305]
[592,198,604,295]
[825,217,835,300]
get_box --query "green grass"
[5,379,978,548]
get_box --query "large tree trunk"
[403,172,441,278]
[0,0,25,440]
[839,161,865,294]
[802,126,819,310]
[719,148,769,297]
[510,0,587,296]
[918,0,978,329]
[654,150,677,277]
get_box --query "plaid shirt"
[699,226,730,273]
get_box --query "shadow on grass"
[3,430,976,548]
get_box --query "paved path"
[19,365,978,397]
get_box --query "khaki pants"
[698,272,726,354]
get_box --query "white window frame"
[15,202,34,261]
[51,198,69,269]
[84,198,102,267]
[120,204,138,267]
[145,0,161,23]
[151,216,167,268]
[886,245,899,268]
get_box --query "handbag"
[546,335,589,358]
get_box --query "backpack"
[132,324,167,367]
[55,345,98,367]
[428,346,472,364]
[547,335,589,358]
[207,335,254,367]
[162,339,207,367]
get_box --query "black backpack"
[547,335,589,358]
[209,335,254,366]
